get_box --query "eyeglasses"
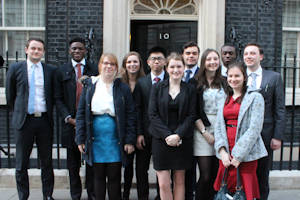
[149,57,165,61]
[102,62,116,66]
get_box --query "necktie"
[28,64,36,114]
[154,77,161,84]
[185,69,192,82]
[76,63,83,108]
[250,73,257,90]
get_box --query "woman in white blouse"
[76,53,136,200]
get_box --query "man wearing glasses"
[135,46,168,200]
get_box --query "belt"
[226,124,237,127]
[27,112,46,118]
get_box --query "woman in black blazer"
[148,52,197,200]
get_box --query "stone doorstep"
[0,169,300,190]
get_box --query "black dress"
[152,94,193,170]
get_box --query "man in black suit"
[135,46,168,200]
[243,43,285,200]
[54,38,98,200]
[220,43,237,77]
[6,38,56,200]
[182,41,200,200]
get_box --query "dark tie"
[76,63,83,108]
[185,69,192,82]
[154,77,161,84]
[249,73,257,90]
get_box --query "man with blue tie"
[182,41,200,200]
[182,41,200,83]
[55,37,97,200]
[6,38,56,200]
[243,42,285,200]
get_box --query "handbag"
[232,167,246,200]
[214,168,230,200]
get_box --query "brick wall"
[225,0,283,69]
[46,0,103,66]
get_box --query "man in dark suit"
[6,38,56,200]
[243,43,285,200]
[182,41,200,83]
[182,41,200,200]
[220,43,237,77]
[54,38,98,200]
[135,46,168,200]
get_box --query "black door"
[130,20,197,73]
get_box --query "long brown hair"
[225,62,248,104]
[194,48,222,89]
[120,51,145,84]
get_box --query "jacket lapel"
[237,92,254,126]
[22,62,29,103]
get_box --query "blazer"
[135,72,169,138]
[75,77,136,166]
[259,69,286,146]
[148,79,197,139]
[54,60,98,147]
[6,61,56,130]
[214,90,268,162]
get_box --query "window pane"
[283,0,300,28]
[0,32,3,57]
[26,0,45,27]
[8,31,26,59]
[0,1,2,26]
[5,0,24,26]
[29,31,45,40]
[282,31,298,59]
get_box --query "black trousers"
[257,146,273,200]
[67,145,95,200]
[135,137,160,200]
[123,152,134,199]
[15,115,54,200]
[185,157,197,200]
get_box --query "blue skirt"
[92,114,121,163]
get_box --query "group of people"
[5,37,285,200]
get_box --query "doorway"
[130,20,197,73]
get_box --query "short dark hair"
[26,38,45,49]
[221,43,236,51]
[182,41,200,53]
[69,37,86,47]
[244,42,264,55]
[148,46,167,58]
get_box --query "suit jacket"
[214,90,268,162]
[134,72,169,138]
[6,61,56,130]
[259,69,286,146]
[75,78,136,166]
[148,79,197,139]
[54,60,98,147]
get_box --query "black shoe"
[43,196,54,200]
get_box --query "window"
[0,0,45,87]
[282,0,300,88]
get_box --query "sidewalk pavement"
[1,188,300,200]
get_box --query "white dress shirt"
[183,65,199,81]
[71,58,86,78]
[27,59,46,113]
[221,65,228,77]
[91,76,115,116]
[247,66,263,89]
[151,71,165,85]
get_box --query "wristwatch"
[200,127,206,135]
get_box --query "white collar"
[27,59,42,68]
[151,70,165,81]
[185,65,198,75]
[247,65,262,76]
[71,58,86,68]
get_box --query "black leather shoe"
[43,196,54,200]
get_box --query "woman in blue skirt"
[76,53,136,200]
